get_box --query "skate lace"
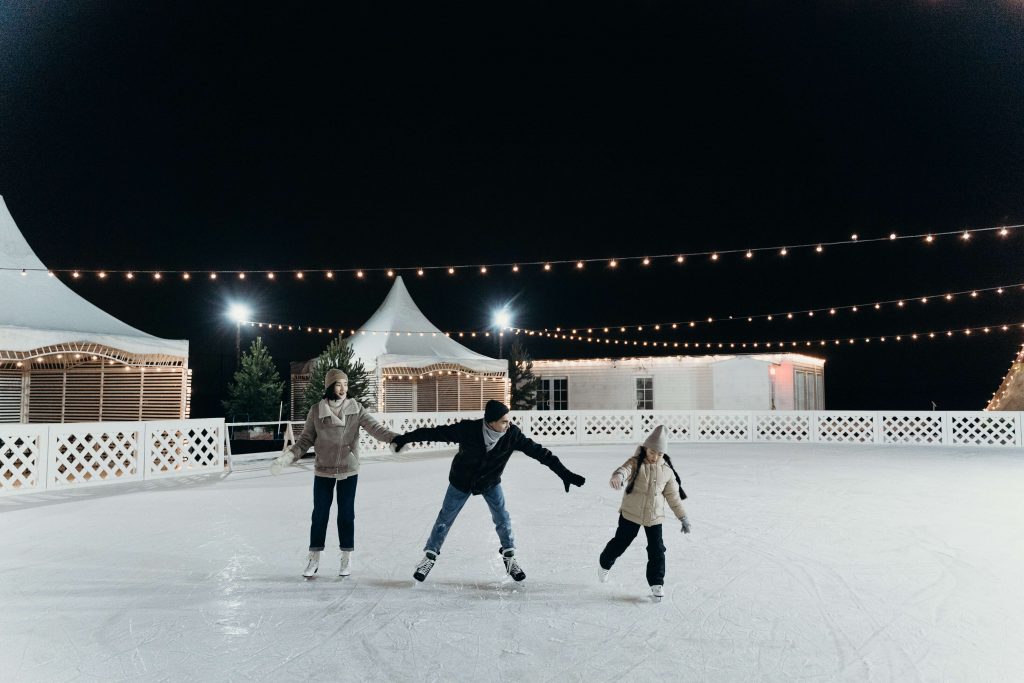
[505,556,522,574]
[416,555,435,573]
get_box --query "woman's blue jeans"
[425,483,514,554]
[309,474,358,551]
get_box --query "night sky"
[2,1,1022,416]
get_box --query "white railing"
[279,409,1024,455]
[0,418,224,497]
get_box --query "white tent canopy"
[0,196,188,358]
[348,276,505,373]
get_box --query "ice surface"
[2,443,1023,682]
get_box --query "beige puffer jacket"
[285,398,397,477]
[615,454,687,527]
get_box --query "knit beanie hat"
[324,368,349,391]
[642,425,668,453]
[484,399,510,423]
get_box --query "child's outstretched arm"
[609,458,634,490]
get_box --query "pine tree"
[300,336,371,416]
[508,339,539,410]
[221,337,286,422]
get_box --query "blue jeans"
[424,483,514,554]
[309,475,358,551]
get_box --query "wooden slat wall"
[417,378,438,412]
[101,369,143,421]
[64,370,102,422]
[458,376,484,411]
[384,380,414,412]
[0,370,23,423]
[437,375,460,412]
[141,369,187,421]
[27,371,64,423]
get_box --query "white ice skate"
[598,566,610,583]
[303,550,321,578]
[650,584,664,599]
[338,550,352,577]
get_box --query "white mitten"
[609,471,625,490]
[270,450,293,475]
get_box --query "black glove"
[391,434,409,452]
[558,469,585,493]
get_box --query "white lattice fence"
[695,412,752,442]
[949,412,1021,447]
[0,427,46,494]
[755,412,813,442]
[145,419,223,477]
[581,413,636,443]
[0,419,226,497]
[48,422,142,489]
[816,413,876,444]
[881,412,945,445]
[526,413,579,443]
[640,412,693,442]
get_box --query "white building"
[529,353,825,411]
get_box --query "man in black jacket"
[391,399,585,582]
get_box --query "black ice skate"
[414,551,437,582]
[501,548,526,582]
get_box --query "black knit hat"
[484,399,510,423]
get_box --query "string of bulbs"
[6,222,1019,281]
[237,279,1024,338]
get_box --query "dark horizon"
[2,1,1023,416]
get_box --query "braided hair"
[624,446,687,500]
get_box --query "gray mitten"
[680,517,691,534]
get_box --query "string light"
[510,321,1024,351]
[8,221,1019,280]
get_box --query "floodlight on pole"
[494,309,512,359]
[227,304,253,366]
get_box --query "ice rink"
[2,443,1023,682]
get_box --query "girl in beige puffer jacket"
[598,425,690,598]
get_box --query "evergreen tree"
[508,339,539,410]
[221,337,285,422]
[300,336,371,416]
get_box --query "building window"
[536,377,568,410]
[794,369,824,410]
[635,377,653,409]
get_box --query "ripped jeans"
[424,483,514,554]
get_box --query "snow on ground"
[2,443,1024,682]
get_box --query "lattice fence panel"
[49,423,140,488]
[146,420,223,476]
[816,413,875,443]
[0,429,44,492]
[755,412,812,442]
[881,413,944,445]
[950,413,1020,447]
[582,413,636,443]
[696,412,751,442]
[527,413,578,443]
[639,412,692,442]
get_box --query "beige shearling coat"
[286,398,397,477]
[615,455,687,527]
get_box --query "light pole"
[227,304,252,367]
[493,309,512,359]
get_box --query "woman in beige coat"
[598,425,690,598]
[270,368,398,579]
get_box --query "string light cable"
[509,321,1024,350]
[7,222,1020,279]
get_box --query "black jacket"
[401,419,568,494]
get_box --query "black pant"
[599,514,666,586]
[309,475,358,551]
